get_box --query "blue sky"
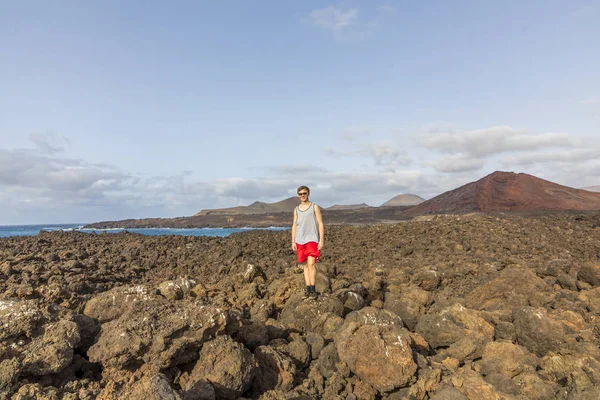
[1,0,599,224]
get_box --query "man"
[291,185,324,300]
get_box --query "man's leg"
[302,262,310,286]
[306,256,317,299]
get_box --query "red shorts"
[296,241,320,263]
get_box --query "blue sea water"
[0,224,288,238]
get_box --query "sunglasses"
[298,192,308,196]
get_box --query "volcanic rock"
[335,322,417,392]
[88,294,241,374]
[2,211,600,398]
[187,335,256,400]
[252,346,296,395]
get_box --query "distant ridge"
[404,171,600,217]
[382,194,425,207]
[581,185,600,193]
[195,197,300,216]
[326,203,370,210]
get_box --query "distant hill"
[195,197,300,216]
[581,185,600,193]
[326,203,371,210]
[381,194,425,207]
[404,171,600,217]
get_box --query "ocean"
[0,224,288,238]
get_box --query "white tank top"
[295,203,319,244]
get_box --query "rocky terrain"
[2,212,600,399]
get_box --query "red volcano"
[404,171,600,217]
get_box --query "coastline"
[83,206,413,229]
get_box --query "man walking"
[291,185,324,300]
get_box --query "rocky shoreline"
[2,213,600,399]
[83,207,412,229]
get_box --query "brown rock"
[449,366,508,400]
[513,307,566,356]
[466,266,551,311]
[187,335,256,400]
[578,263,600,286]
[480,342,534,378]
[88,299,240,373]
[253,346,296,395]
[335,322,417,392]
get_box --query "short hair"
[297,185,310,194]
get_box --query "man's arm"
[291,208,298,251]
[314,205,324,250]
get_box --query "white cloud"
[501,148,600,167]
[419,126,572,157]
[310,7,359,33]
[2,124,599,224]
[429,154,485,173]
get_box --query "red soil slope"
[404,171,600,217]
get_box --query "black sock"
[309,285,315,293]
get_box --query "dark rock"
[253,346,296,395]
[578,263,600,287]
[513,307,565,357]
[187,335,256,400]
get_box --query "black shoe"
[309,291,319,300]
[302,289,310,300]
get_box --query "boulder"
[384,287,429,331]
[335,322,417,392]
[511,372,557,400]
[253,346,297,395]
[279,293,344,338]
[411,268,442,291]
[415,304,494,358]
[480,342,535,378]
[83,285,155,323]
[0,299,95,377]
[449,366,509,400]
[158,277,197,300]
[88,298,241,373]
[578,263,600,287]
[187,335,256,400]
[430,387,468,400]
[305,332,325,360]
[237,321,269,351]
[512,307,565,356]
[539,353,600,394]
[183,379,215,400]
[345,306,403,328]
[466,266,551,311]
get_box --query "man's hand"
[292,243,297,251]
[318,241,324,250]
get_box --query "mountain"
[403,171,600,217]
[195,197,300,216]
[381,194,425,207]
[326,203,371,210]
[581,185,600,193]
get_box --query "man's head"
[297,185,310,199]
